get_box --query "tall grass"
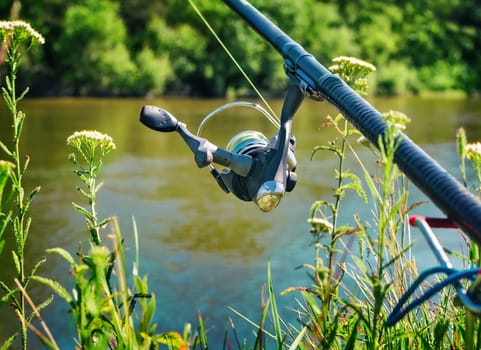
[298,56,478,349]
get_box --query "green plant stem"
[465,310,478,350]
[328,120,349,280]
[88,174,101,245]
[5,44,28,350]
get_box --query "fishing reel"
[140,85,303,211]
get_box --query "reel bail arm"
[254,83,303,211]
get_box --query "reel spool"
[196,102,297,211]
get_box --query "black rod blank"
[224,0,481,244]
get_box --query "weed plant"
[0,20,47,350]
[298,57,481,349]
[34,130,207,349]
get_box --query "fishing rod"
[222,0,481,241]
[140,0,481,243]
[139,0,481,325]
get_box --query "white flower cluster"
[331,56,376,73]
[466,142,481,165]
[329,56,376,95]
[0,160,15,172]
[67,130,116,154]
[0,20,45,45]
[308,217,334,234]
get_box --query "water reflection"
[0,96,481,347]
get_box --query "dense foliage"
[1,0,480,97]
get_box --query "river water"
[0,96,480,348]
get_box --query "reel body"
[219,129,297,211]
[140,98,299,211]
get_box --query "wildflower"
[464,142,481,194]
[0,20,45,46]
[67,130,116,166]
[0,160,15,172]
[331,56,377,73]
[308,217,334,234]
[465,142,481,168]
[68,130,116,153]
[329,56,376,95]
[381,110,411,131]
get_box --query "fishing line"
[187,0,279,122]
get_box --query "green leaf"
[46,247,76,265]
[35,294,54,314]
[27,186,40,202]
[0,141,13,157]
[456,127,467,159]
[71,202,95,222]
[288,326,307,350]
[5,75,12,92]
[97,217,112,228]
[197,310,208,348]
[23,217,32,245]
[309,200,335,219]
[22,154,30,175]
[301,291,321,316]
[0,211,12,238]
[336,172,367,202]
[26,257,47,284]
[0,333,17,350]
[14,111,26,142]
[267,261,283,349]
[16,87,29,103]
[311,145,342,160]
[12,250,21,274]
[2,87,14,111]
[344,316,360,350]
[0,281,18,309]
[21,187,40,218]
[32,275,72,304]
[154,331,187,347]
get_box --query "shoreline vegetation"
[0,0,481,98]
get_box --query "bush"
[134,47,173,97]
[417,60,466,92]
[373,61,419,95]
[55,0,137,95]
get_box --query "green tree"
[55,0,136,95]
[2,0,481,96]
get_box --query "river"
[0,95,480,348]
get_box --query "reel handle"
[140,105,253,175]
[140,105,178,132]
